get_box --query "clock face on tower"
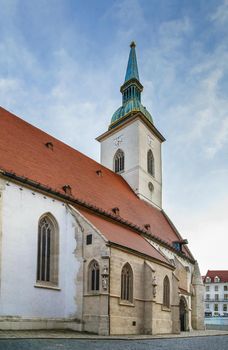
[147,135,154,147]
[113,135,123,148]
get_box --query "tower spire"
[124,41,140,83]
[109,42,153,129]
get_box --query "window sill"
[34,283,61,291]
[86,291,100,296]
[119,300,135,307]
[162,305,171,312]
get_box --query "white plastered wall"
[0,179,80,319]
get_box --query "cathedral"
[0,43,204,335]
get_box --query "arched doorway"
[179,296,188,331]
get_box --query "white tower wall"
[99,118,162,208]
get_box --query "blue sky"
[0,0,227,274]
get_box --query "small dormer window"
[45,142,53,150]
[214,276,220,283]
[62,185,72,196]
[112,207,120,216]
[206,276,211,283]
[96,170,103,177]
[144,224,150,231]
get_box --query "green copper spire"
[124,41,140,82]
[109,42,153,129]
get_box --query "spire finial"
[124,41,139,83]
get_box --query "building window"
[205,276,211,283]
[86,234,92,245]
[206,304,210,309]
[36,214,59,285]
[215,294,219,301]
[88,260,100,291]
[224,286,228,291]
[114,149,125,173]
[214,276,220,283]
[206,286,210,292]
[206,294,210,300]
[163,276,170,308]
[223,304,227,312]
[214,304,218,311]
[224,294,228,300]
[215,285,219,291]
[147,149,155,177]
[121,263,133,302]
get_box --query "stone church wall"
[72,208,110,335]
[109,247,174,335]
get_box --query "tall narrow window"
[163,276,170,308]
[36,214,59,285]
[147,149,155,177]
[114,149,125,173]
[121,263,133,302]
[88,260,100,291]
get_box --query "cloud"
[158,17,192,52]
[205,117,228,157]
[211,0,228,24]
[107,0,146,37]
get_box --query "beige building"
[0,43,204,335]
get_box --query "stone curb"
[0,330,228,340]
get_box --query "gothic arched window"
[121,263,133,302]
[163,275,170,308]
[114,149,125,173]
[147,149,155,177]
[88,260,100,291]
[36,214,59,285]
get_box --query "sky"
[0,0,227,275]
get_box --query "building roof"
[110,99,153,127]
[79,208,171,266]
[0,106,193,262]
[124,41,140,83]
[204,270,228,283]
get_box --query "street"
[0,336,227,350]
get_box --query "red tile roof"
[0,106,193,261]
[79,208,171,264]
[204,270,228,283]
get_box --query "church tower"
[97,42,165,208]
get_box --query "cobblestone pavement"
[0,336,227,350]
